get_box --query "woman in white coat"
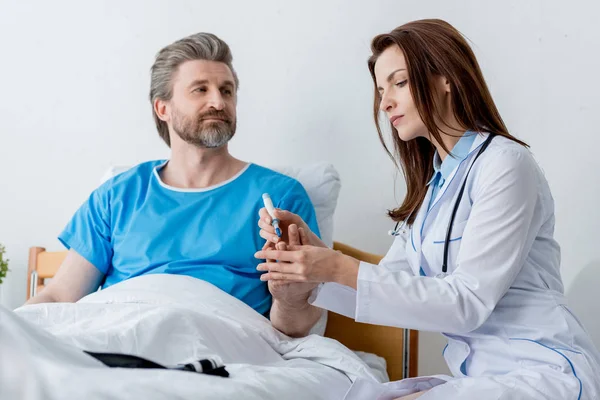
[255,19,600,400]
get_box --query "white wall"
[0,0,599,377]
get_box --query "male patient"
[26,33,322,337]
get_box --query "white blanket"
[1,274,381,400]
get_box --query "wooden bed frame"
[27,242,418,381]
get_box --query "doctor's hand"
[258,208,327,248]
[263,225,319,307]
[255,244,360,289]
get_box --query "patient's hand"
[269,278,318,308]
[264,226,318,307]
[266,236,322,337]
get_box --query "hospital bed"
[8,162,419,399]
[26,243,419,381]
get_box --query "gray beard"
[172,111,236,148]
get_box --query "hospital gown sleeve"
[354,147,545,334]
[58,182,113,274]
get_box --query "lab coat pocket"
[432,220,468,245]
[427,220,468,273]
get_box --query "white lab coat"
[311,133,600,400]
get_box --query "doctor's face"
[374,45,427,142]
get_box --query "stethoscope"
[388,134,495,279]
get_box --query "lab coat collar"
[429,132,489,205]
[412,132,490,257]
[427,132,478,187]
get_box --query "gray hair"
[150,32,239,146]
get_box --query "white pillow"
[100,162,341,247]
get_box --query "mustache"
[198,110,232,123]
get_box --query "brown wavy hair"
[368,19,527,224]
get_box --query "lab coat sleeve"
[378,232,413,273]
[355,147,545,334]
[309,234,413,319]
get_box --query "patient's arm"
[268,225,323,337]
[26,249,104,305]
[270,288,322,337]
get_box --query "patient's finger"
[262,241,277,263]
[288,224,300,246]
[262,242,287,263]
[273,242,289,264]
[298,227,309,246]
[262,241,278,252]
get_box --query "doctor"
[255,19,600,400]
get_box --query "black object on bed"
[84,351,230,378]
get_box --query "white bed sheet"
[2,274,381,400]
